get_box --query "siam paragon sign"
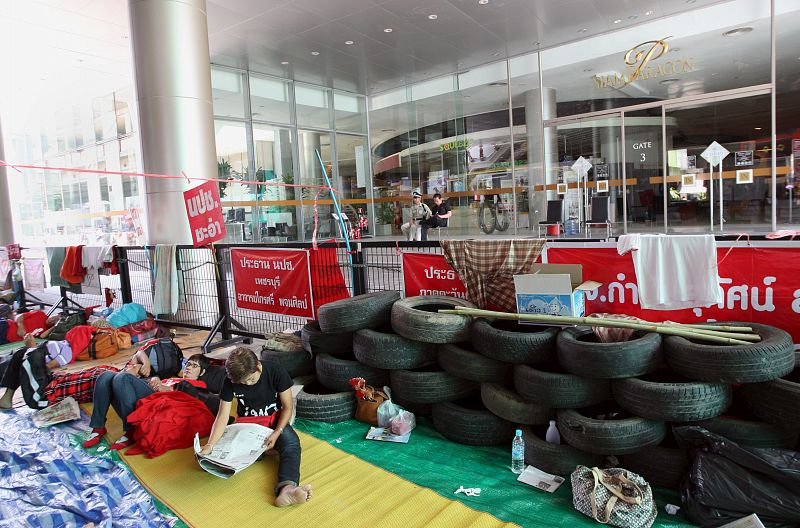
[594,37,696,89]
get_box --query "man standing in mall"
[400,191,432,241]
[421,193,452,241]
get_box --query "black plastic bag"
[673,426,800,528]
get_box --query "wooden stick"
[440,307,755,346]
[653,322,754,333]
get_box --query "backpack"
[139,338,182,379]
[76,330,119,361]
[48,313,86,341]
[20,345,53,409]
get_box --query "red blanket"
[126,391,214,458]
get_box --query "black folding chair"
[537,200,564,238]
[585,196,612,238]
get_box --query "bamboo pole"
[652,322,754,333]
[439,307,756,346]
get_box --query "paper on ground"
[517,465,565,493]
[32,397,80,428]
[366,426,411,443]
[194,422,273,478]
[718,514,766,528]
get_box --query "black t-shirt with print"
[220,361,293,418]
[430,201,451,226]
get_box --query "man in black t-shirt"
[421,193,452,241]
[200,347,312,507]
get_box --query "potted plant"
[375,202,395,236]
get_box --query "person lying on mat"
[0,332,121,410]
[146,354,227,415]
[82,352,218,450]
[200,347,313,507]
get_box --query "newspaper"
[365,426,411,444]
[193,423,273,479]
[31,397,80,428]
[517,465,565,493]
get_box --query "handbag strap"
[589,468,617,524]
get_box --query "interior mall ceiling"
[1,0,798,140]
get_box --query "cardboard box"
[514,264,601,318]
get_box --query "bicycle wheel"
[479,203,496,234]
[495,205,510,232]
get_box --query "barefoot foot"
[275,485,309,507]
[301,483,313,501]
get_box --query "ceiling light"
[491,52,501,56]
[384,28,393,33]
[659,78,679,85]
[645,10,654,16]
[686,0,696,3]
[488,81,508,86]
[478,0,489,4]
[311,51,320,55]
[671,47,681,53]
[723,27,754,37]
[281,61,289,65]
[613,19,622,24]
[628,15,638,20]
[345,40,354,45]
[754,127,763,130]
[583,68,593,72]
[428,14,438,20]
[579,28,588,33]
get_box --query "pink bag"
[390,410,416,436]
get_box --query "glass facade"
[6,89,143,246]
[210,66,369,243]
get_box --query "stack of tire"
[523,322,798,490]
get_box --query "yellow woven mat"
[83,404,515,528]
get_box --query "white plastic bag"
[390,410,416,436]
[376,387,404,427]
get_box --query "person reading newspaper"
[200,347,313,507]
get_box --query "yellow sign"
[594,37,696,89]
[440,139,470,152]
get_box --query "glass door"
[622,109,666,233]
[542,113,622,236]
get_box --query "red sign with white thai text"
[231,248,314,318]
[5,244,21,260]
[183,180,226,247]
[402,252,467,299]
[547,246,800,343]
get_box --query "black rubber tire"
[392,396,432,417]
[557,327,663,379]
[481,383,553,425]
[352,327,436,370]
[556,409,667,455]
[471,318,558,364]
[317,291,400,333]
[260,347,313,378]
[612,375,731,422]
[664,322,795,383]
[696,416,799,449]
[514,364,610,409]
[438,343,513,383]
[390,296,475,344]
[315,353,389,393]
[740,354,800,432]
[301,321,353,356]
[522,425,604,476]
[431,400,516,446]
[618,444,689,490]
[295,380,356,423]
[389,367,477,404]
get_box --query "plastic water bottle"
[511,429,525,474]
[545,420,561,444]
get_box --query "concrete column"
[129,0,217,244]
[525,87,557,232]
[0,117,15,245]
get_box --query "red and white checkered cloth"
[45,365,120,404]
[440,239,546,311]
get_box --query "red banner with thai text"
[402,252,467,299]
[547,246,800,343]
[231,248,314,318]
[183,180,226,247]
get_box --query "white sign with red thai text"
[402,252,467,299]
[231,248,314,319]
[547,244,800,344]
[184,180,226,247]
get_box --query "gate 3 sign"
[231,248,314,319]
